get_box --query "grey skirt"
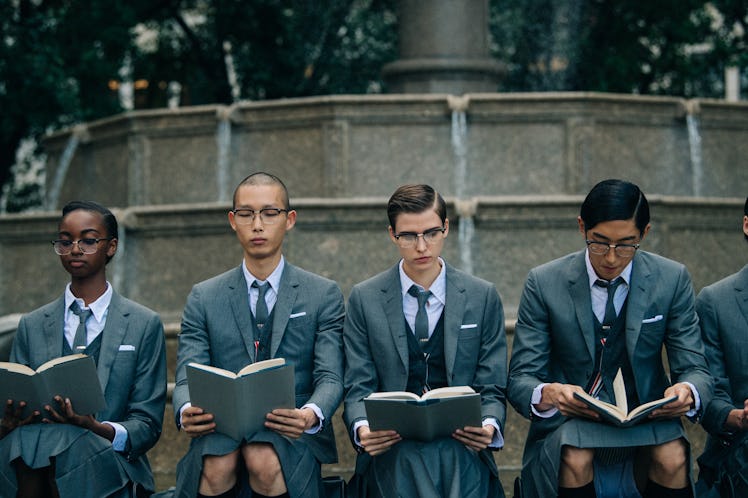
[0,423,152,498]
[174,430,323,498]
[520,417,687,498]
[349,437,504,498]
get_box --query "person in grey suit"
[172,172,345,498]
[508,179,712,498]
[695,196,748,497]
[343,184,507,497]
[0,200,167,498]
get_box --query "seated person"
[172,172,345,498]
[507,179,712,498]
[0,200,166,498]
[344,184,507,498]
[695,196,748,498]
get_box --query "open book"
[573,369,677,427]
[364,386,482,442]
[0,353,106,418]
[186,357,295,440]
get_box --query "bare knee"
[200,450,241,494]
[242,443,286,495]
[649,439,688,487]
[559,446,595,487]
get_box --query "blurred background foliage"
[2,0,747,211]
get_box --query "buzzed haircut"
[387,184,447,230]
[580,179,650,236]
[233,172,290,210]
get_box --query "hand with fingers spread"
[357,425,401,456]
[649,383,695,419]
[265,407,318,439]
[42,395,115,441]
[0,399,38,438]
[453,424,495,451]
[535,383,601,420]
[180,405,216,438]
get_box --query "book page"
[365,391,421,401]
[627,394,678,419]
[188,363,238,379]
[421,385,476,400]
[238,357,286,376]
[611,369,628,414]
[574,390,626,419]
[0,362,36,375]
[36,353,88,373]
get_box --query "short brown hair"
[387,184,447,229]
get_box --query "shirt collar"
[584,250,633,289]
[64,282,113,322]
[398,257,447,305]
[242,255,284,292]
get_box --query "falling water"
[686,109,703,197]
[216,109,232,203]
[47,126,86,210]
[448,95,474,275]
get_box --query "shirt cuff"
[683,381,701,418]
[302,403,324,434]
[102,421,128,452]
[531,383,559,418]
[482,417,504,448]
[352,419,369,447]
[178,402,192,429]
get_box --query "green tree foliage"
[3,0,748,211]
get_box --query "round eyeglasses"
[394,227,446,248]
[51,237,113,255]
[231,208,289,225]
[585,239,640,258]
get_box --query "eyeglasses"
[394,227,446,248]
[585,239,640,258]
[51,238,113,255]
[231,208,289,225]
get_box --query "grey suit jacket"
[697,264,748,438]
[343,262,508,437]
[172,262,345,463]
[508,250,713,444]
[11,291,166,462]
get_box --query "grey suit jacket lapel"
[42,297,65,361]
[444,264,466,381]
[227,267,257,362]
[568,252,596,362]
[734,265,748,331]
[625,253,654,357]
[381,266,409,370]
[97,292,129,393]
[271,264,299,358]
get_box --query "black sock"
[644,480,692,498]
[558,481,596,498]
[196,488,237,498]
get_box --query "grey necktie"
[408,284,432,343]
[252,281,270,329]
[70,301,93,351]
[595,278,622,327]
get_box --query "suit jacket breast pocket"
[455,328,480,372]
[109,350,137,383]
[637,320,666,350]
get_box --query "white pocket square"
[289,312,307,319]
[642,315,663,324]
[118,344,135,351]
[460,323,478,329]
